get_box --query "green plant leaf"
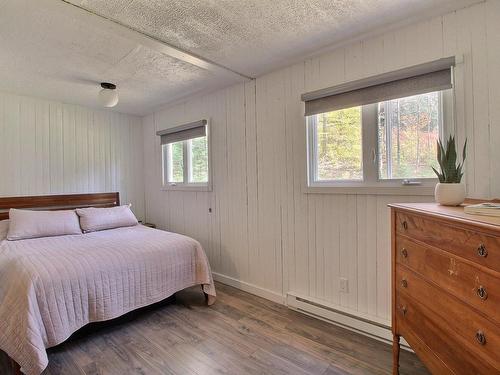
[445,136,457,182]
[462,138,467,162]
[436,139,446,180]
[456,164,463,183]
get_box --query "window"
[377,92,441,180]
[307,91,445,187]
[157,120,210,190]
[310,106,363,182]
[166,141,184,183]
[188,136,209,183]
[303,57,455,190]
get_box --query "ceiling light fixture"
[98,82,119,107]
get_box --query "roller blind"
[157,119,207,145]
[302,57,455,116]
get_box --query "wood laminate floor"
[2,282,429,375]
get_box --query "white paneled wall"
[0,91,145,219]
[143,1,500,324]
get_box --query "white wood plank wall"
[0,91,145,219]
[141,0,499,324]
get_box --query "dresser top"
[389,202,500,232]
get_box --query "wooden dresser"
[389,203,500,375]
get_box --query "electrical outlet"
[339,278,349,293]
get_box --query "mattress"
[0,225,216,375]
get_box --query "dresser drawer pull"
[401,221,408,230]
[475,331,486,345]
[400,248,408,258]
[477,244,488,258]
[476,286,488,300]
[401,279,408,288]
[398,305,407,316]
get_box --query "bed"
[0,193,216,375]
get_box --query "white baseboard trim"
[287,292,410,350]
[287,293,391,342]
[212,272,286,304]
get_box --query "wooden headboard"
[0,192,120,221]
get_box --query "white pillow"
[0,220,9,241]
[76,205,138,233]
[7,209,82,241]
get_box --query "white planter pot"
[434,183,466,206]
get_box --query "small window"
[310,106,363,182]
[188,136,209,183]
[377,92,442,180]
[164,141,184,184]
[158,120,210,189]
[307,91,447,187]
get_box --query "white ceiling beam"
[53,0,252,82]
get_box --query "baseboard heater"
[286,293,411,350]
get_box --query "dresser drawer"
[396,211,500,272]
[396,235,500,326]
[396,267,500,371]
[396,322,455,375]
[396,293,498,375]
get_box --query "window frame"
[161,121,212,192]
[306,90,453,195]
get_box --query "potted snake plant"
[432,135,467,206]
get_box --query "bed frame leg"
[9,358,22,375]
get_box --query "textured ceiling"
[0,0,482,115]
[0,0,233,115]
[69,0,481,77]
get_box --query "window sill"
[303,184,435,196]
[161,184,212,192]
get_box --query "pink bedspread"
[0,225,216,375]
